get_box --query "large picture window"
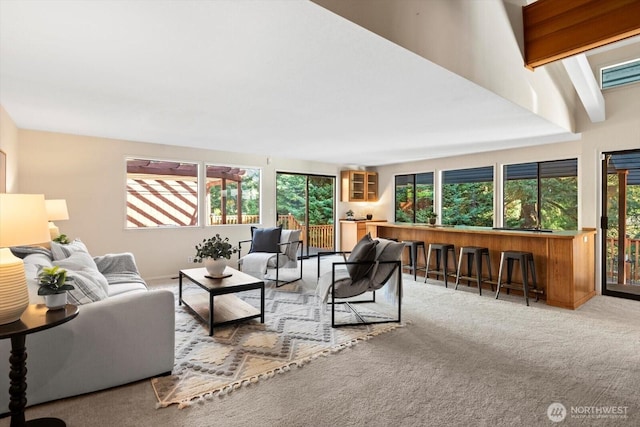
[504,158,577,230]
[395,173,434,223]
[442,166,494,226]
[126,158,199,228]
[207,164,261,225]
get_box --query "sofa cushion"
[52,252,109,304]
[93,253,147,288]
[249,226,282,253]
[23,252,54,269]
[51,239,90,260]
[108,282,148,297]
[346,233,378,282]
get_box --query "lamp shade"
[0,194,51,247]
[45,199,69,221]
[0,194,50,324]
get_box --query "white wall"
[17,130,343,279]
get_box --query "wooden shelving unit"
[341,170,377,202]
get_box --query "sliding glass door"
[276,172,335,257]
[602,149,640,300]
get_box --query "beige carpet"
[13,260,640,426]
[152,279,401,408]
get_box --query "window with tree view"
[395,173,434,223]
[207,164,260,225]
[503,159,577,230]
[126,158,199,228]
[442,166,494,226]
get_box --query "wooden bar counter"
[366,222,596,310]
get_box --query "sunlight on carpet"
[152,283,401,409]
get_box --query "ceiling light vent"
[601,58,640,89]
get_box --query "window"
[395,173,434,223]
[395,175,414,222]
[503,158,577,230]
[276,172,336,255]
[601,58,640,89]
[442,166,494,226]
[207,164,261,225]
[126,158,198,228]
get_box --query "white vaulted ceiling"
[0,0,586,166]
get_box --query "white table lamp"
[0,194,50,324]
[45,199,69,240]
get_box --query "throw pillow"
[346,233,378,282]
[52,251,109,304]
[51,239,90,260]
[10,245,53,260]
[249,226,282,253]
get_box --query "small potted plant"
[426,210,438,225]
[346,209,355,220]
[52,234,70,244]
[194,234,238,277]
[37,265,75,309]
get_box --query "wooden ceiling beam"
[523,0,640,70]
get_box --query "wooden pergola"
[126,160,246,226]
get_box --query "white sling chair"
[238,227,302,286]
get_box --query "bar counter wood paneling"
[366,222,596,310]
[340,220,386,252]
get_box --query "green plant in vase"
[37,266,75,295]
[193,234,238,262]
[425,210,438,225]
[52,234,70,244]
[194,234,238,277]
[37,265,75,309]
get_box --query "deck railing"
[209,213,334,250]
[607,237,640,283]
[209,214,260,225]
[278,214,334,250]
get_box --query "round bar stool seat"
[454,246,493,295]
[425,243,457,287]
[401,240,427,281]
[495,251,539,306]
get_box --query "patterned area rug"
[152,283,401,408]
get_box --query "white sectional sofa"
[0,243,175,412]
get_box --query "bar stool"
[495,251,539,306]
[425,243,457,287]
[402,240,427,281]
[454,246,493,295]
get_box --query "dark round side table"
[0,304,79,427]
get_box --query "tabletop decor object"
[0,194,50,324]
[194,234,238,277]
[52,234,70,244]
[426,211,438,225]
[37,265,76,309]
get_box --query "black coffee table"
[0,304,79,427]
[178,266,264,335]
